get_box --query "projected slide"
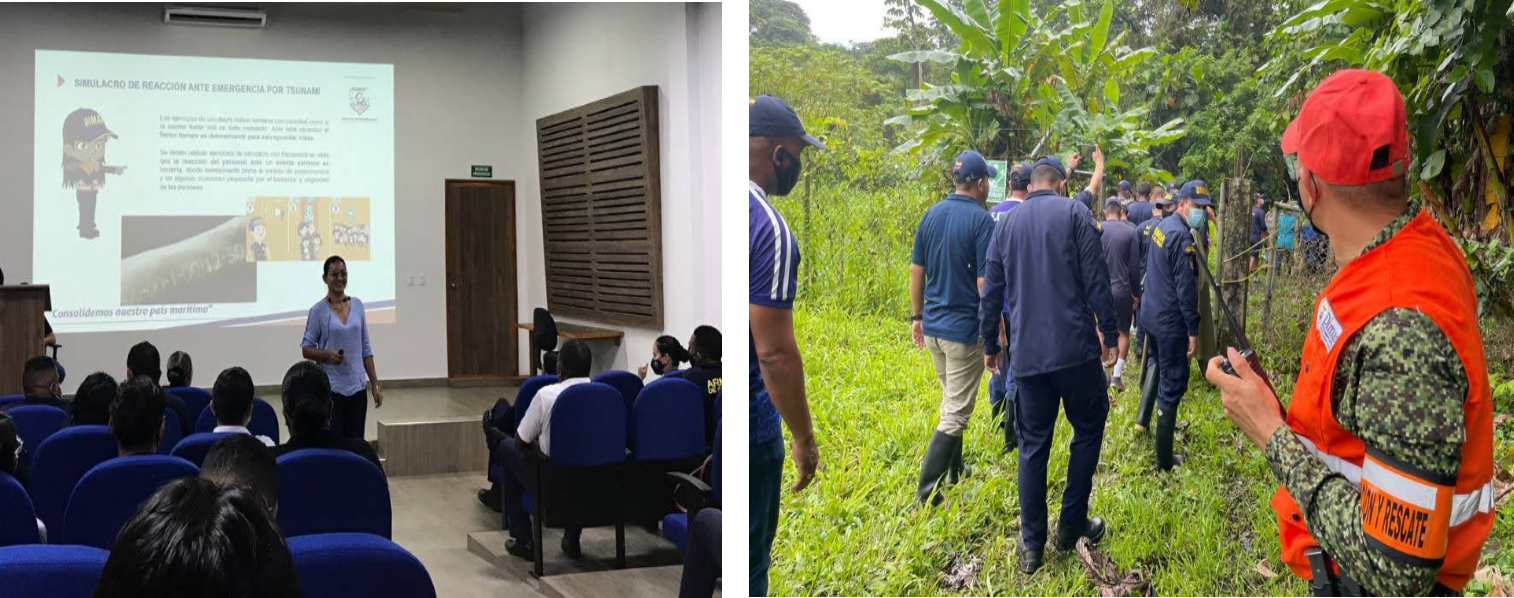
[33,50,394,333]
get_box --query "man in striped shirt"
[748,94,822,597]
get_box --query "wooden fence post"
[1215,178,1252,353]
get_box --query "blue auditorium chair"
[277,449,391,538]
[663,414,721,553]
[194,397,280,444]
[525,382,628,577]
[591,369,643,440]
[164,386,212,426]
[0,394,23,408]
[288,533,436,598]
[31,425,117,540]
[628,378,706,523]
[169,432,236,467]
[62,455,199,549]
[0,544,108,598]
[156,408,183,455]
[0,471,39,546]
[9,405,70,469]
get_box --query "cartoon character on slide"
[247,216,269,261]
[62,108,126,240]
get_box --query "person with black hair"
[2,355,71,415]
[201,434,279,517]
[93,477,299,598]
[110,376,167,457]
[500,339,593,559]
[270,360,382,470]
[210,367,273,446]
[71,372,117,426]
[124,341,192,438]
[300,255,384,441]
[665,326,723,451]
[164,351,193,388]
[636,335,691,380]
[0,411,42,540]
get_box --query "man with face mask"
[978,150,1119,574]
[908,150,995,505]
[1136,180,1207,470]
[748,94,822,597]
[1206,69,1492,596]
[2,356,71,416]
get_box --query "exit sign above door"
[471,165,493,178]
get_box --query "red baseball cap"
[1280,69,1408,185]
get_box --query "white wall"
[0,2,722,392]
[517,2,723,374]
[0,3,526,392]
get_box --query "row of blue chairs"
[496,376,710,576]
[2,447,389,548]
[3,396,279,463]
[0,532,433,598]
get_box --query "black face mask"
[650,358,667,375]
[773,147,802,196]
[1300,181,1329,239]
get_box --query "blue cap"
[749,95,826,149]
[1032,155,1067,180]
[1118,180,1131,191]
[1007,160,1034,186]
[1179,180,1213,206]
[951,150,998,181]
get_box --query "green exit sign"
[471,165,493,178]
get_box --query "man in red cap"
[1206,69,1494,596]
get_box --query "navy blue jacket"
[979,189,1119,377]
[1136,214,1163,296]
[1127,200,1155,226]
[1138,213,1199,338]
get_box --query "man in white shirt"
[501,340,593,560]
[210,367,275,447]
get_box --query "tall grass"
[766,184,1514,596]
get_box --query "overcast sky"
[789,0,893,46]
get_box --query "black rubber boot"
[1017,540,1044,574]
[1055,516,1106,551]
[916,431,960,505]
[1002,395,1019,454]
[1135,357,1158,432]
[1155,405,1185,471]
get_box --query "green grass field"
[762,191,1514,596]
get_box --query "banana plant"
[886,0,1184,183]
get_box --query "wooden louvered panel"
[535,87,662,329]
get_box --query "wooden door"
[444,180,518,381]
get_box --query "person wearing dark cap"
[61,108,126,240]
[988,160,1033,224]
[908,150,995,505]
[984,159,1032,444]
[1205,69,1493,596]
[1116,179,1133,205]
[1136,179,1208,470]
[1099,199,1140,391]
[748,94,823,597]
[979,147,1119,573]
[1249,192,1268,273]
[1127,182,1156,226]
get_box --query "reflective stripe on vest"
[1295,435,1494,528]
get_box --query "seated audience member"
[94,477,299,598]
[270,360,382,471]
[71,372,117,426]
[664,326,722,449]
[201,434,279,517]
[501,340,594,559]
[165,350,193,388]
[111,377,167,457]
[1,356,71,415]
[678,508,723,598]
[0,411,31,487]
[637,335,691,380]
[0,411,43,541]
[126,341,192,438]
[209,367,274,446]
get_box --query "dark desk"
[518,322,624,376]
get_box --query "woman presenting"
[301,255,383,439]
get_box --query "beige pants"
[926,335,985,436]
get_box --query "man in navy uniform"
[984,160,1032,452]
[979,148,1118,573]
[1127,182,1155,226]
[1137,180,1209,470]
[909,150,994,505]
[1132,188,1175,431]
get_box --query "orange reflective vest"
[1270,209,1495,591]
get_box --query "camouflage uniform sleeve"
[1264,308,1466,596]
